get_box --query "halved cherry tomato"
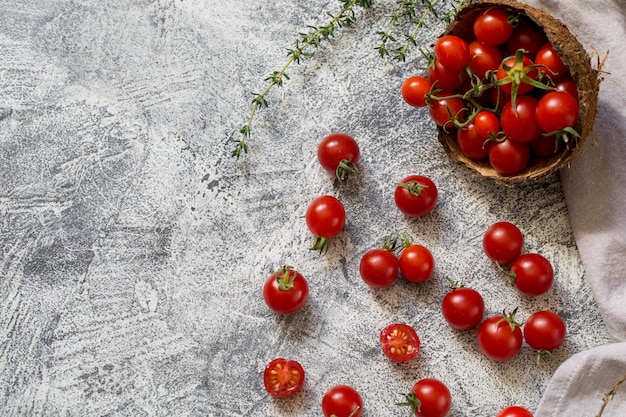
[380,323,420,362]
[263,358,305,398]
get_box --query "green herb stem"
[233,0,372,158]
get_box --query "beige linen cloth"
[527,0,626,415]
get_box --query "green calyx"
[398,180,428,196]
[495,49,555,114]
[396,392,422,417]
[336,159,359,182]
[497,307,523,331]
[309,236,329,254]
[276,265,297,291]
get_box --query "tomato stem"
[276,266,297,291]
[396,392,422,417]
[336,159,359,182]
[309,236,329,254]
[397,180,428,196]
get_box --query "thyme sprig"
[233,0,373,158]
[376,0,474,62]
[596,374,626,417]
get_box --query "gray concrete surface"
[0,1,612,416]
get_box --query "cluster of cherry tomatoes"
[260,129,567,416]
[401,7,580,176]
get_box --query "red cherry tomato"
[488,138,530,176]
[359,248,399,289]
[434,35,471,71]
[535,42,568,80]
[317,133,360,181]
[400,378,452,417]
[441,284,485,330]
[263,358,305,398]
[399,244,435,283]
[506,20,548,58]
[496,55,538,96]
[394,175,438,217]
[473,7,513,46]
[477,311,523,361]
[428,60,465,91]
[530,134,561,157]
[510,253,554,297]
[428,91,466,128]
[402,76,432,108]
[380,323,420,362]
[305,195,346,251]
[263,266,309,314]
[469,40,503,80]
[322,385,363,417]
[457,123,490,160]
[474,110,501,139]
[496,405,534,417]
[535,91,579,133]
[482,221,524,264]
[524,310,567,359]
[500,95,541,143]
[554,76,579,100]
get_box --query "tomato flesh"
[263,358,305,398]
[380,323,420,362]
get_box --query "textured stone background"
[0,1,614,416]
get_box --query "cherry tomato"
[534,42,568,80]
[457,123,490,160]
[441,283,485,330]
[496,55,538,96]
[474,110,501,139]
[399,378,452,417]
[263,358,305,398]
[510,253,554,297]
[482,221,524,264]
[434,35,471,71]
[469,40,503,79]
[535,91,579,133]
[554,76,579,100]
[500,96,541,143]
[428,91,466,128]
[477,310,523,361]
[399,244,435,283]
[360,248,399,289]
[530,134,561,157]
[506,20,548,58]
[394,175,438,217]
[473,7,513,46]
[317,133,360,181]
[380,323,420,362]
[322,385,363,417]
[496,405,534,417]
[263,266,309,314]
[402,76,432,108]
[523,310,566,352]
[428,60,465,91]
[488,138,530,176]
[305,195,346,251]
